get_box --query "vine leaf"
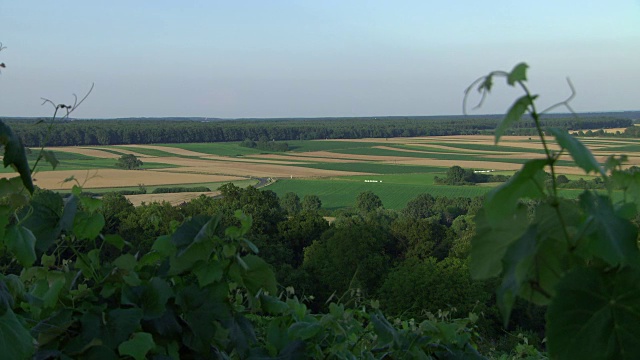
[547,266,640,360]
[548,128,604,176]
[118,332,155,360]
[0,309,35,359]
[507,63,529,86]
[4,225,37,267]
[497,226,538,326]
[484,158,548,222]
[579,192,640,266]
[495,95,537,144]
[0,121,33,193]
[471,205,529,279]
[73,212,105,240]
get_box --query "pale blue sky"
[0,1,638,118]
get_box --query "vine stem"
[517,81,572,246]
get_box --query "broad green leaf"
[43,279,65,310]
[0,309,35,359]
[0,121,34,193]
[484,158,548,223]
[495,95,537,144]
[79,195,102,213]
[118,332,155,360]
[548,128,604,176]
[19,201,60,252]
[103,234,125,250]
[171,215,214,250]
[547,266,640,360]
[58,194,78,233]
[193,260,224,287]
[113,254,137,271]
[239,254,278,296]
[4,225,37,267]
[507,62,529,86]
[497,226,538,326]
[175,284,231,353]
[471,205,529,279]
[106,308,144,348]
[73,211,105,240]
[371,313,398,347]
[151,235,176,257]
[579,191,639,266]
[260,294,288,315]
[122,277,174,320]
[288,321,323,341]
[226,313,256,357]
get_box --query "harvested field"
[117,144,211,157]
[32,169,242,190]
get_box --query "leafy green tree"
[390,217,452,260]
[115,153,143,169]
[355,190,383,213]
[280,192,301,215]
[303,224,390,302]
[378,257,490,321]
[446,165,467,184]
[101,192,135,233]
[301,194,322,212]
[402,193,437,219]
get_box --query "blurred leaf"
[496,95,536,144]
[579,191,640,266]
[507,62,529,86]
[484,158,547,223]
[497,226,538,326]
[547,266,640,359]
[548,128,604,175]
[0,120,33,193]
[471,206,529,279]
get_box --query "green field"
[266,174,493,210]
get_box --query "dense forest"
[1,114,633,146]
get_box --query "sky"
[0,1,638,119]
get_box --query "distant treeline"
[2,115,633,147]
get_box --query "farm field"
[10,134,639,209]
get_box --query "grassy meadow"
[9,134,637,209]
